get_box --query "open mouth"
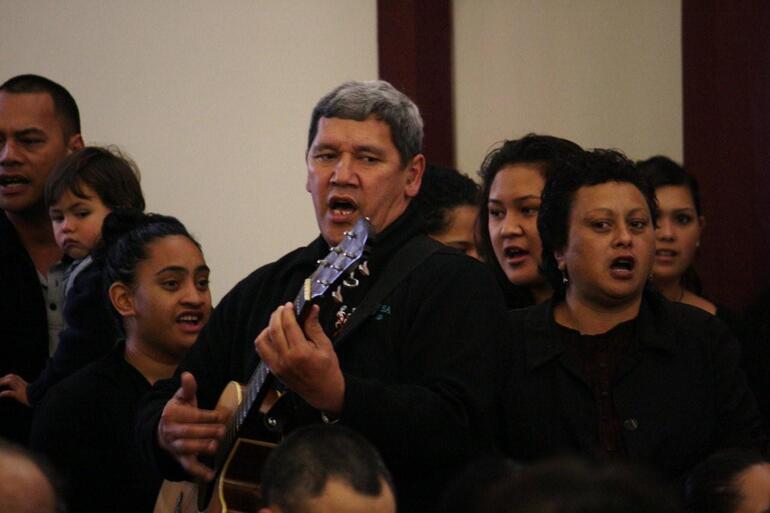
[176,312,204,326]
[504,247,529,258]
[610,256,636,272]
[329,197,358,216]
[0,175,30,186]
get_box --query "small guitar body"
[153,382,278,513]
[154,218,373,513]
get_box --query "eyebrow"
[664,207,697,213]
[155,265,210,276]
[353,145,386,157]
[585,207,649,216]
[13,128,47,137]
[488,195,541,204]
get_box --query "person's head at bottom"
[259,425,396,513]
[685,450,770,513]
[0,438,62,513]
[480,456,679,513]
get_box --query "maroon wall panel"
[377,0,455,168]
[682,0,770,309]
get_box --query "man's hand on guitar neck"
[255,303,345,415]
[157,372,226,481]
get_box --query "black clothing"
[561,318,637,457]
[0,213,49,444]
[743,289,770,432]
[503,292,762,480]
[27,258,119,406]
[137,208,509,513]
[30,343,161,513]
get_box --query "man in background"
[0,74,84,443]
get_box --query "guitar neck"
[217,360,271,462]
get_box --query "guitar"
[154,218,373,513]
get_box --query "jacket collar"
[524,291,680,371]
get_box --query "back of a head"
[0,74,80,139]
[481,458,680,513]
[307,80,423,168]
[413,164,480,235]
[260,425,393,513]
[0,439,61,513]
[685,450,768,513]
[45,146,145,211]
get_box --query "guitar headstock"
[295,218,374,318]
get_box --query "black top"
[503,291,763,481]
[136,205,511,513]
[0,212,49,444]
[27,257,119,406]
[30,342,162,513]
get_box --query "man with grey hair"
[137,80,509,512]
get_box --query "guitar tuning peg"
[332,246,343,254]
[332,285,343,303]
[358,261,370,276]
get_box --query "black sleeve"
[709,314,765,450]
[30,378,102,508]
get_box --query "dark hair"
[307,80,423,167]
[538,148,658,298]
[0,74,81,139]
[101,210,199,290]
[637,155,704,294]
[45,146,145,211]
[439,457,522,513]
[684,450,768,513]
[477,134,583,307]
[260,425,394,513]
[483,457,679,513]
[413,164,480,235]
[637,156,702,216]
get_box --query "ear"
[66,133,84,153]
[404,153,425,199]
[109,282,135,318]
[554,248,566,272]
[698,215,706,230]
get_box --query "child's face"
[49,183,111,259]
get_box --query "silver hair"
[306,80,424,167]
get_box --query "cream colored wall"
[453,0,682,176]
[2,1,378,302]
[3,1,681,300]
